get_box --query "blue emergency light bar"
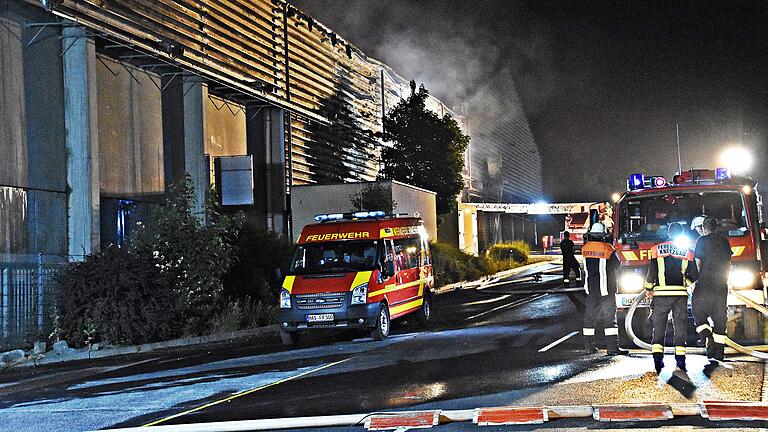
[628,173,645,191]
[715,167,731,180]
[314,210,386,222]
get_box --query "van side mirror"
[382,261,396,278]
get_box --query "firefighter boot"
[675,354,686,371]
[584,337,597,354]
[653,353,664,374]
[607,336,629,356]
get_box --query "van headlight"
[279,289,291,309]
[729,268,755,290]
[620,273,645,293]
[351,283,368,305]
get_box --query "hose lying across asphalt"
[624,291,768,360]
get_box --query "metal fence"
[0,254,67,349]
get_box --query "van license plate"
[307,313,334,322]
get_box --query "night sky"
[292,1,768,203]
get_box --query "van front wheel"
[371,303,391,341]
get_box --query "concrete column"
[161,75,207,217]
[246,106,286,235]
[62,25,99,260]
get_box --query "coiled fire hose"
[624,290,768,359]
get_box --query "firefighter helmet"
[589,222,606,234]
[690,216,706,231]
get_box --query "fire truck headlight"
[620,273,645,293]
[729,268,755,290]
[351,283,368,305]
[279,289,291,309]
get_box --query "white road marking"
[463,295,511,306]
[463,294,546,322]
[538,331,579,352]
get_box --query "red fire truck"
[278,212,433,345]
[613,169,768,338]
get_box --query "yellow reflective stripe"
[368,279,428,297]
[282,275,295,293]
[653,291,689,296]
[652,344,663,353]
[350,271,372,290]
[380,228,393,238]
[583,328,595,336]
[657,257,666,288]
[644,282,655,289]
[675,346,686,355]
[622,251,639,261]
[713,333,727,344]
[696,324,712,333]
[390,297,423,315]
[731,246,745,257]
[605,327,619,336]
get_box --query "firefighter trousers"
[563,258,581,282]
[692,287,728,360]
[583,290,619,352]
[650,295,688,370]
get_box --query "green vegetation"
[430,241,531,287]
[379,81,470,214]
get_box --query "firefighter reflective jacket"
[582,240,619,296]
[645,241,698,296]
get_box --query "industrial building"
[0,0,541,344]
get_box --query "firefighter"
[561,231,581,287]
[692,216,732,362]
[582,222,628,355]
[645,223,698,373]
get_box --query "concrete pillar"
[161,75,207,217]
[246,106,286,235]
[62,25,99,260]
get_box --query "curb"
[12,325,280,369]
[95,401,768,431]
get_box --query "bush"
[54,245,177,347]
[131,178,243,335]
[209,297,278,334]
[223,227,293,305]
[430,242,492,286]
[488,241,531,263]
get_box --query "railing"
[0,254,67,349]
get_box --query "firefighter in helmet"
[582,222,628,355]
[645,223,698,373]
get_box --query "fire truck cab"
[278,212,433,345]
[613,169,768,339]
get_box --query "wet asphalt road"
[0,263,762,431]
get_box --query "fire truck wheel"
[416,293,431,328]
[371,303,391,341]
[742,308,763,341]
[280,330,301,346]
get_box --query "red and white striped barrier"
[96,401,768,432]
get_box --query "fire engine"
[278,212,433,345]
[613,169,768,339]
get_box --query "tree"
[349,183,397,212]
[379,81,470,214]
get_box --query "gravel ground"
[517,354,763,405]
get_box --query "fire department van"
[278,211,434,345]
[613,169,768,338]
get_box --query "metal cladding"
[459,68,543,203]
[37,0,451,186]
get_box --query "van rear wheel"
[371,303,391,341]
[416,293,431,328]
[280,330,301,346]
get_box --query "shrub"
[488,240,531,263]
[54,245,177,347]
[209,297,277,334]
[131,178,243,335]
[223,226,292,305]
[430,242,492,286]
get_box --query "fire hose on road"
[624,291,768,359]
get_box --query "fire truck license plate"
[307,313,334,322]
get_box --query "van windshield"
[290,240,380,275]
[618,191,748,243]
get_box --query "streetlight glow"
[719,147,752,175]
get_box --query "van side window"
[394,237,421,269]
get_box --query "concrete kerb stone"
[11,325,280,369]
